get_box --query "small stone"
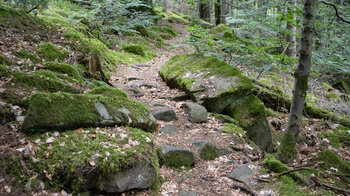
[152,109,177,122]
[126,77,142,81]
[161,144,195,168]
[168,93,190,101]
[160,125,180,134]
[183,102,208,123]
[228,163,254,182]
[149,102,166,107]
[219,148,232,156]
[192,140,219,160]
[179,190,197,196]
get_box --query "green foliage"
[0,64,8,77]
[122,44,146,56]
[0,55,11,65]
[4,0,49,13]
[186,25,215,54]
[320,125,350,147]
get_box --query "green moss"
[325,92,340,100]
[15,50,39,62]
[149,25,177,40]
[30,178,41,190]
[162,151,194,168]
[122,44,145,56]
[317,150,350,175]
[322,82,333,90]
[167,12,189,24]
[320,125,350,147]
[277,132,296,164]
[0,64,8,77]
[222,32,233,41]
[0,55,11,65]
[278,176,312,196]
[22,92,156,132]
[221,123,246,143]
[332,80,350,94]
[37,42,67,61]
[296,75,308,92]
[210,24,233,40]
[23,127,160,192]
[199,144,219,161]
[11,70,79,93]
[44,62,82,82]
[265,108,280,117]
[87,85,128,98]
[211,113,239,124]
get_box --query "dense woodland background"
[0,0,349,195]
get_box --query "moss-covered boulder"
[192,140,219,161]
[159,54,272,151]
[225,95,273,151]
[161,144,195,168]
[1,70,81,107]
[87,85,128,98]
[210,24,234,40]
[22,91,157,132]
[21,127,160,193]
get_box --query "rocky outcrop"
[22,87,156,132]
[159,54,273,151]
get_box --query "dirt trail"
[110,24,270,196]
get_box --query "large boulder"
[159,54,272,151]
[21,127,161,193]
[22,89,156,132]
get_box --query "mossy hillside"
[122,44,146,56]
[0,64,8,77]
[37,42,68,61]
[21,127,160,192]
[262,154,306,185]
[14,50,39,62]
[0,54,11,65]
[320,125,350,147]
[316,150,350,176]
[325,92,340,100]
[333,79,350,94]
[87,85,128,98]
[11,70,80,93]
[149,25,178,40]
[322,82,333,91]
[22,92,157,132]
[221,123,247,143]
[44,62,83,82]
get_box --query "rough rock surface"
[192,140,219,160]
[183,102,208,123]
[228,163,255,182]
[152,109,177,122]
[159,54,273,151]
[161,144,195,168]
[22,91,156,132]
[160,124,180,134]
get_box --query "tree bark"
[278,0,317,164]
[285,0,297,58]
[221,0,227,24]
[199,0,211,23]
[163,0,168,12]
[215,0,221,25]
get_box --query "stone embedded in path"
[183,102,208,123]
[219,148,232,156]
[168,93,190,101]
[228,163,255,182]
[179,190,198,196]
[152,109,177,122]
[22,87,157,132]
[160,124,180,134]
[192,140,219,161]
[161,144,195,168]
[159,54,273,152]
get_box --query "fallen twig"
[277,167,312,177]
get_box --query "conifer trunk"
[278,0,317,164]
[199,0,211,23]
[215,0,221,25]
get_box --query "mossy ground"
[319,125,350,147]
[37,42,68,61]
[199,144,219,161]
[17,127,160,192]
[122,44,146,56]
[221,123,247,143]
[87,85,128,98]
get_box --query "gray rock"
[228,163,254,182]
[152,109,177,122]
[179,190,198,196]
[126,76,142,81]
[161,144,195,168]
[98,163,157,193]
[192,140,219,160]
[161,125,180,134]
[169,93,190,101]
[183,103,208,123]
[219,148,232,156]
[149,102,166,107]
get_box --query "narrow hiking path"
[110,24,270,196]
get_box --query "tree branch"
[319,1,350,24]
[27,5,39,13]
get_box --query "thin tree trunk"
[199,0,211,23]
[221,0,227,24]
[215,0,221,25]
[278,0,317,164]
[285,0,297,58]
[163,0,168,12]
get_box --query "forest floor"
[110,24,275,196]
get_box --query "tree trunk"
[221,0,227,24]
[163,0,168,12]
[278,0,317,164]
[215,0,221,25]
[199,0,211,23]
[285,0,297,58]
